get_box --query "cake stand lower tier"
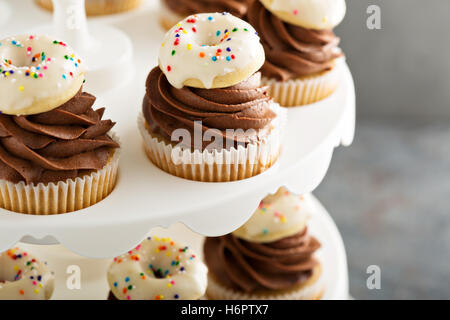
[19,194,349,300]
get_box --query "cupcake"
[0,247,54,300]
[139,13,284,182]
[204,186,323,300]
[0,35,120,215]
[35,0,143,16]
[159,0,253,30]
[247,0,346,106]
[107,236,208,300]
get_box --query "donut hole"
[151,268,165,279]
[145,257,179,279]
[1,46,43,68]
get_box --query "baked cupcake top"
[247,1,343,80]
[203,187,321,293]
[162,0,253,20]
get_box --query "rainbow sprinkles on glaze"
[0,247,54,300]
[158,12,264,89]
[107,236,207,300]
[233,186,313,243]
[0,34,86,115]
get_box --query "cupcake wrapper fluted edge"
[0,133,120,215]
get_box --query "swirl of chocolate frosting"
[142,67,276,150]
[163,0,252,19]
[0,90,119,184]
[204,228,321,292]
[247,1,343,81]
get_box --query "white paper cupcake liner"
[0,134,120,215]
[138,103,286,182]
[206,264,324,300]
[262,59,343,107]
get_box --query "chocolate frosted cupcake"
[159,0,253,30]
[248,0,346,106]
[0,35,120,215]
[204,187,324,299]
[139,13,284,182]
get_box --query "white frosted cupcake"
[0,35,120,215]
[139,13,285,182]
[204,186,324,300]
[248,0,346,106]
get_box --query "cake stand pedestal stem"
[52,0,95,55]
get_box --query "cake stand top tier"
[0,0,355,258]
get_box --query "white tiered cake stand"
[19,195,349,300]
[1,0,354,299]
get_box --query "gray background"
[335,0,450,119]
[315,0,450,299]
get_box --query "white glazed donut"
[259,0,346,30]
[158,12,265,89]
[233,187,313,243]
[0,247,54,300]
[107,236,208,300]
[0,34,86,115]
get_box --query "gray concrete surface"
[315,118,450,299]
[336,0,450,119]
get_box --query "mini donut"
[259,0,346,30]
[158,12,265,89]
[107,236,207,300]
[0,34,86,115]
[233,187,313,243]
[0,247,54,300]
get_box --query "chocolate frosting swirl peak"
[0,90,119,184]
[163,0,252,19]
[204,229,321,292]
[247,1,343,80]
[143,67,276,150]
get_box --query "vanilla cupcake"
[248,0,346,106]
[35,0,142,16]
[159,0,253,30]
[139,13,284,182]
[107,236,207,300]
[204,186,323,300]
[0,35,120,215]
[0,247,54,300]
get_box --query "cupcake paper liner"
[206,264,324,300]
[0,134,120,215]
[138,104,285,182]
[35,0,142,16]
[262,59,343,107]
